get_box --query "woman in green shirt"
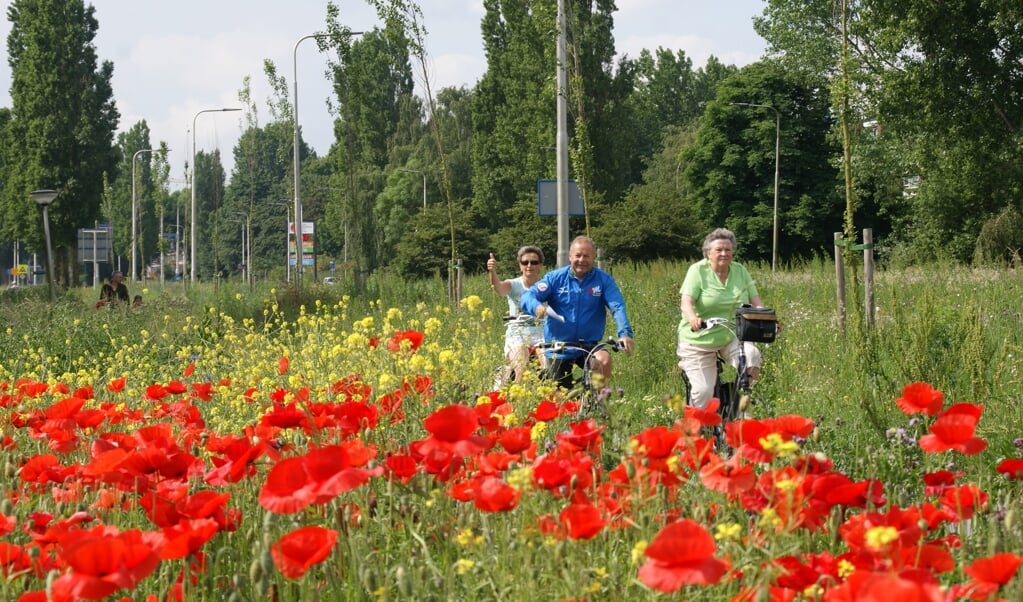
[676,228,765,410]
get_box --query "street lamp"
[191,107,241,283]
[131,148,156,283]
[293,30,363,290]
[30,189,58,302]
[399,168,427,209]
[732,102,781,271]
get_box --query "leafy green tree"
[111,122,154,273]
[392,200,488,279]
[325,20,416,273]
[193,149,228,279]
[683,60,840,262]
[1,0,119,285]
[593,125,703,262]
[757,0,1023,264]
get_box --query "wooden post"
[456,258,464,303]
[597,247,605,271]
[863,228,875,329]
[835,232,846,335]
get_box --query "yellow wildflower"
[631,540,648,565]
[506,467,533,490]
[759,433,800,459]
[454,558,475,575]
[460,294,483,313]
[714,523,742,542]
[864,525,899,551]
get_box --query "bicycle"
[681,308,778,448]
[536,337,626,419]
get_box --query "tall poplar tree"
[1,0,118,285]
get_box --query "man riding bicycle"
[521,236,635,390]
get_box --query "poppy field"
[1,261,1022,601]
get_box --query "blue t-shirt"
[521,266,633,358]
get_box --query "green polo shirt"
[677,259,759,347]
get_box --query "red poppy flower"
[55,526,161,600]
[918,403,986,455]
[0,542,29,576]
[699,453,756,497]
[530,400,562,422]
[556,419,605,453]
[155,517,221,560]
[559,501,607,540]
[632,425,683,459]
[271,526,338,579]
[996,458,1023,480]
[106,376,127,395]
[937,484,988,520]
[678,398,722,433]
[895,381,944,416]
[72,385,94,400]
[385,454,418,482]
[386,330,424,352]
[258,445,383,514]
[277,355,289,375]
[190,382,215,402]
[183,361,195,377]
[958,552,1023,599]
[828,569,943,602]
[417,404,490,458]
[472,476,522,513]
[921,469,960,493]
[19,380,49,398]
[165,380,188,395]
[144,384,170,401]
[533,452,595,497]
[498,426,534,454]
[638,519,729,592]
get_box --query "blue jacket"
[521,266,633,358]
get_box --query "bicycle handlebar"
[536,337,626,353]
[503,314,541,326]
[700,317,732,330]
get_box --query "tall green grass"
[5,259,1020,479]
[2,260,1022,600]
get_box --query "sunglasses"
[520,259,541,266]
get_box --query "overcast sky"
[0,0,768,188]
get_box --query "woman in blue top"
[487,245,547,384]
[677,228,765,410]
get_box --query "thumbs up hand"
[487,252,497,273]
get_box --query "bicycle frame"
[537,337,624,416]
[494,314,546,388]
[682,317,753,424]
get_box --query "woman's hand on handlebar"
[687,315,703,332]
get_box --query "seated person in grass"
[97,271,130,307]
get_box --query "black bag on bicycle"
[735,306,779,343]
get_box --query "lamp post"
[732,102,781,271]
[399,168,427,208]
[293,31,363,290]
[131,149,156,283]
[191,107,241,284]
[29,189,58,302]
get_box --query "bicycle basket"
[735,307,779,343]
